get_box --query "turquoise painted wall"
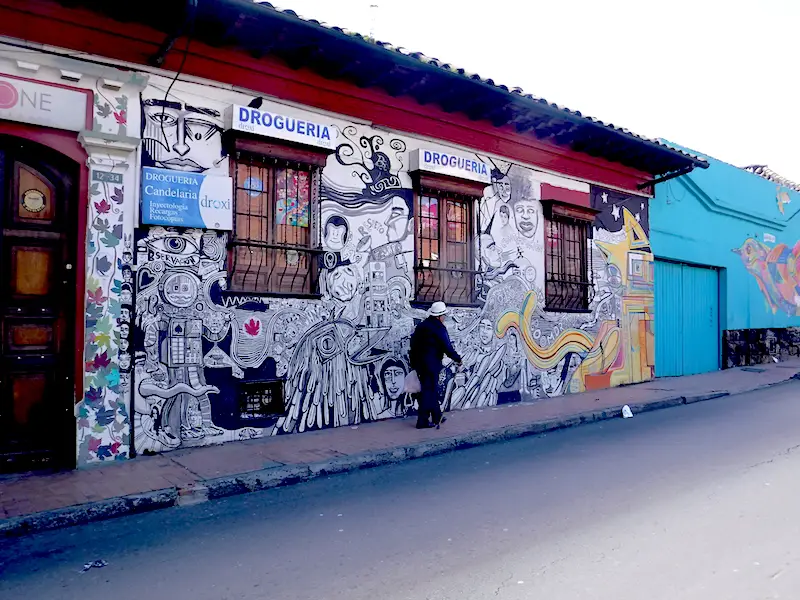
[651,144,800,332]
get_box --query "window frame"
[412,172,484,307]
[541,200,599,313]
[227,137,328,298]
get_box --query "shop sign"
[0,74,88,132]
[141,166,232,230]
[410,148,491,184]
[226,103,338,149]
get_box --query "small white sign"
[410,148,491,184]
[764,233,776,244]
[0,74,88,132]
[226,103,338,150]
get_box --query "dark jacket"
[409,316,462,377]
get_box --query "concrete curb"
[1,377,793,538]
[0,488,177,538]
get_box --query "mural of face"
[499,205,511,226]
[163,272,199,308]
[478,319,494,346]
[385,196,411,243]
[381,361,406,401]
[493,175,512,203]
[513,198,539,239]
[541,363,564,396]
[480,235,503,268]
[507,329,519,352]
[142,99,222,173]
[324,216,349,252]
[328,264,361,302]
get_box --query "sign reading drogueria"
[226,102,338,150]
[410,148,491,184]
[141,167,233,230]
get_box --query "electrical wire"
[159,0,198,151]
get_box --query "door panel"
[10,245,56,297]
[681,264,719,375]
[654,259,683,377]
[15,163,56,224]
[0,137,76,470]
[6,319,56,353]
[654,259,719,377]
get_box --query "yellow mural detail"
[777,186,791,215]
[496,293,597,370]
[497,208,654,393]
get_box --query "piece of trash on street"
[772,356,779,363]
[80,560,108,573]
[351,426,358,430]
[622,405,633,418]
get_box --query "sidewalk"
[2,360,799,537]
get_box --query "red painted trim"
[541,183,590,208]
[75,160,87,402]
[0,120,88,402]
[0,70,94,130]
[0,1,655,196]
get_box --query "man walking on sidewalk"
[409,302,463,429]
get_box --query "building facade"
[651,148,800,375]
[0,0,704,470]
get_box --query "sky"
[266,0,800,181]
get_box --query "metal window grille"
[238,380,285,420]
[229,152,321,295]
[415,188,481,305]
[544,214,593,311]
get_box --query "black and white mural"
[132,78,654,453]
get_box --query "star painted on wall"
[611,204,620,220]
[595,208,651,283]
[635,212,641,222]
[601,192,609,204]
[640,202,645,210]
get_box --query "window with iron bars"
[229,151,322,296]
[415,181,482,306]
[544,203,595,312]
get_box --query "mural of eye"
[148,234,199,263]
[148,112,178,126]
[185,119,220,142]
[166,237,187,253]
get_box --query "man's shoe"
[416,423,435,429]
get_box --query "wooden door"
[0,137,76,471]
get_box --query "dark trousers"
[416,370,443,427]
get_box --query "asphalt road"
[2,382,800,600]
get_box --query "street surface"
[2,382,800,599]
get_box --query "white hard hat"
[429,301,448,317]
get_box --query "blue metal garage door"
[654,260,719,377]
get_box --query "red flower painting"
[244,318,261,336]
